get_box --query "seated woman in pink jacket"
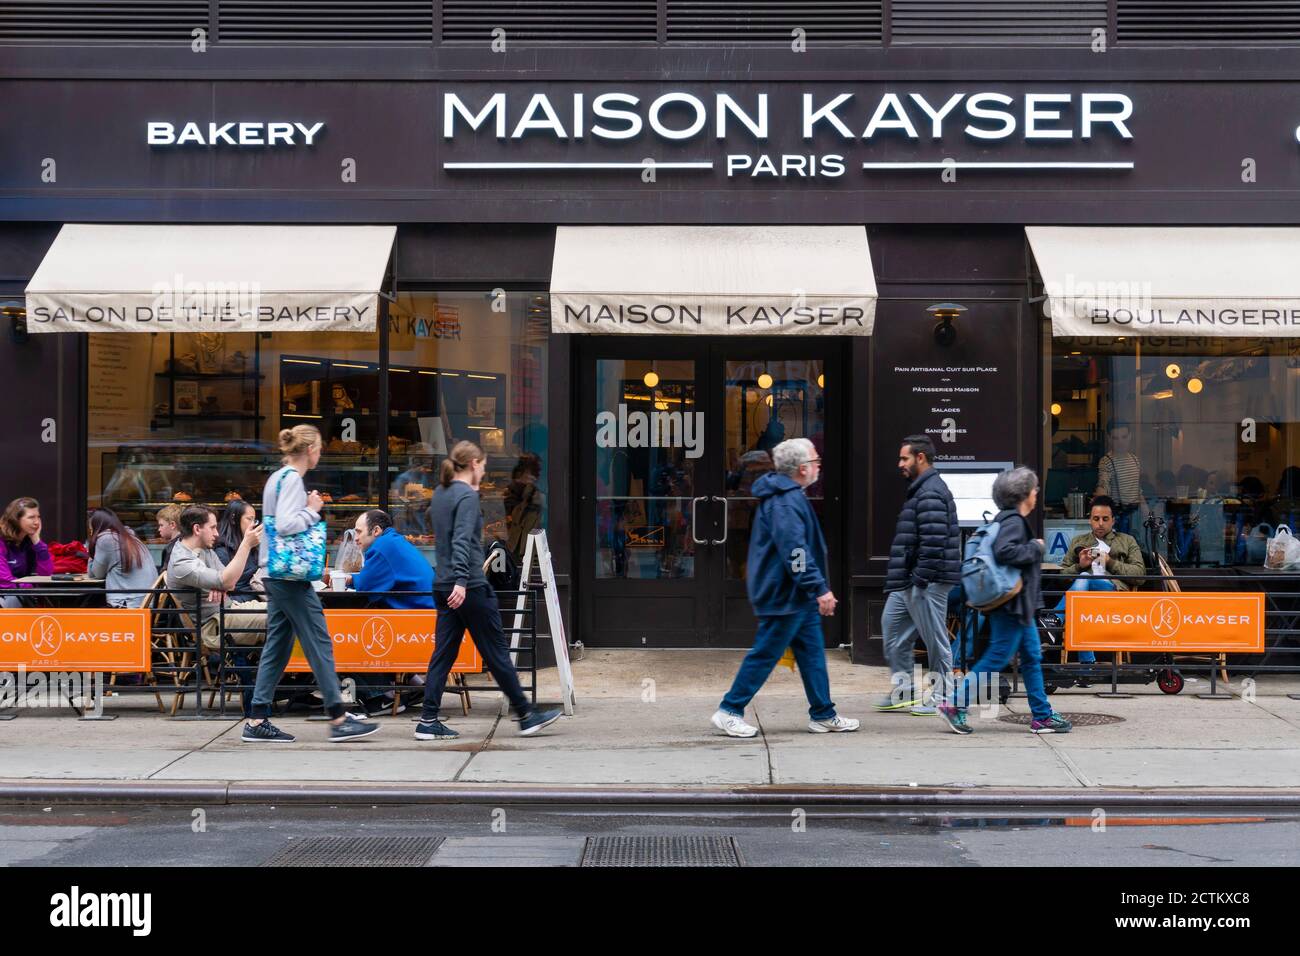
[1,497,53,607]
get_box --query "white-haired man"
[711,438,859,737]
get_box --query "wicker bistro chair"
[110,573,170,713]
[137,573,204,715]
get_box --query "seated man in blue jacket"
[339,509,435,714]
[348,509,434,610]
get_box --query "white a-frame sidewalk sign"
[507,530,576,716]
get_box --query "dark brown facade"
[5,36,1300,658]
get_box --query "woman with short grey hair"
[992,466,1040,512]
[938,465,1072,736]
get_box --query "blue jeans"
[721,605,836,721]
[1053,577,1117,664]
[950,609,1053,721]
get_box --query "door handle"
[691,496,709,545]
[711,496,728,545]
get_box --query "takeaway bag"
[1266,524,1300,570]
[961,517,1024,611]
[334,528,365,574]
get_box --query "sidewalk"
[2,650,1299,800]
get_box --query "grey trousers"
[881,582,955,701]
[250,579,344,719]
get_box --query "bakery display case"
[99,441,388,550]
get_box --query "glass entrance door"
[577,337,842,647]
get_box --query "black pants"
[423,585,530,720]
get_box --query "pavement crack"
[453,713,502,782]
[148,719,241,779]
[1039,738,1096,787]
[1141,844,1233,864]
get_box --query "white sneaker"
[809,715,860,734]
[711,709,758,738]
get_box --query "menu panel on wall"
[870,301,1023,556]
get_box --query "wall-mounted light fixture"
[1,302,26,345]
[927,302,967,347]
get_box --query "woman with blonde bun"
[244,425,380,743]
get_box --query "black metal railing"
[0,584,539,720]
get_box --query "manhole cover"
[997,712,1125,726]
[581,836,741,867]
[262,836,444,867]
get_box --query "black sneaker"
[364,695,406,718]
[413,718,460,741]
[519,707,562,737]
[329,714,381,742]
[241,719,296,743]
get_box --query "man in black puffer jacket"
[875,435,961,715]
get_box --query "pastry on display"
[173,492,193,502]
[339,494,365,503]
[317,492,334,503]
[224,491,243,502]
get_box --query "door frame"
[574,334,847,648]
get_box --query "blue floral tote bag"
[265,467,327,581]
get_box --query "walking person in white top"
[243,425,379,743]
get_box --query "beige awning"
[550,225,876,335]
[1028,226,1300,337]
[25,224,396,333]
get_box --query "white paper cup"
[331,575,348,591]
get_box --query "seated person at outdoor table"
[343,509,435,610]
[334,509,434,715]
[215,499,259,600]
[1,497,53,608]
[88,507,159,609]
[156,504,183,573]
[166,505,267,651]
[1052,495,1145,664]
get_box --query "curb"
[2,779,1300,809]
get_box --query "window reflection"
[1046,336,1300,567]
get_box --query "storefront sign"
[0,609,151,672]
[285,610,482,673]
[25,224,395,334]
[147,120,325,147]
[1064,592,1265,652]
[443,89,1134,178]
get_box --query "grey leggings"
[250,578,344,719]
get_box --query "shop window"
[88,293,548,568]
[1045,336,1300,568]
[386,291,550,565]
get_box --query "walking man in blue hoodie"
[711,438,859,738]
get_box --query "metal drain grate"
[262,836,444,867]
[998,712,1124,726]
[581,836,741,867]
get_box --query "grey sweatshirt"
[90,531,159,608]
[430,480,488,591]
[259,465,321,570]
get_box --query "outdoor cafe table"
[13,575,105,608]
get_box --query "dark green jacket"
[1060,529,1145,589]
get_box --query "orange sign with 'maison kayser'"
[285,610,482,673]
[1065,592,1265,653]
[0,608,151,671]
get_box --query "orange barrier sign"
[1065,592,1265,653]
[0,608,151,672]
[285,610,482,673]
